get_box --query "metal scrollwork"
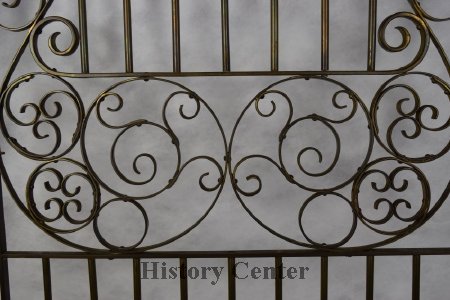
[371,72,450,163]
[378,12,430,71]
[229,76,374,248]
[26,158,100,233]
[0,72,84,160]
[30,16,80,73]
[0,0,448,253]
[0,0,45,32]
[409,0,450,22]
[230,76,373,194]
[81,78,226,201]
[352,157,430,236]
[93,198,149,251]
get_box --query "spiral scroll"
[371,72,450,163]
[0,0,45,32]
[0,73,84,160]
[378,12,430,72]
[352,157,430,236]
[26,158,100,233]
[30,16,80,73]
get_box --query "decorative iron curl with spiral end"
[229,76,374,249]
[76,77,227,251]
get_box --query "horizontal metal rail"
[3,248,450,259]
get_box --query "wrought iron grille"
[0,0,449,299]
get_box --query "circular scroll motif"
[229,76,373,249]
[26,158,100,233]
[352,157,431,236]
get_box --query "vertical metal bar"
[133,258,141,300]
[180,257,188,300]
[275,256,283,300]
[321,0,329,71]
[172,0,181,72]
[123,0,133,73]
[78,0,89,73]
[42,258,52,300]
[271,0,279,71]
[228,257,236,300]
[0,257,9,300]
[0,171,11,300]
[88,258,98,300]
[366,256,374,300]
[321,257,328,300]
[367,0,377,71]
[221,0,231,71]
[412,255,421,300]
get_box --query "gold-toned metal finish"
[78,0,89,73]
[0,1,449,299]
[367,0,377,71]
[172,0,181,72]
[321,0,329,71]
[123,0,133,73]
[271,0,279,71]
[221,0,230,71]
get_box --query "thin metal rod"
[321,0,329,71]
[321,256,328,300]
[0,258,9,300]
[123,0,133,73]
[228,257,236,300]
[35,69,434,78]
[78,0,89,73]
[133,258,141,300]
[88,258,98,300]
[367,0,377,71]
[42,258,52,300]
[172,0,181,72]
[271,0,279,71]
[412,255,421,300]
[0,171,10,300]
[6,248,450,259]
[221,0,230,71]
[180,257,188,300]
[275,256,283,300]
[366,256,374,300]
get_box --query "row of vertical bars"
[33,255,422,300]
[73,0,379,74]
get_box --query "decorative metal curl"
[81,78,226,201]
[371,72,450,163]
[352,157,430,236]
[0,0,45,32]
[0,72,84,160]
[26,158,100,234]
[229,76,373,249]
[298,192,357,248]
[409,0,450,22]
[30,16,80,73]
[93,198,149,251]
[230,76,373,195]
[378,12,430,72]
